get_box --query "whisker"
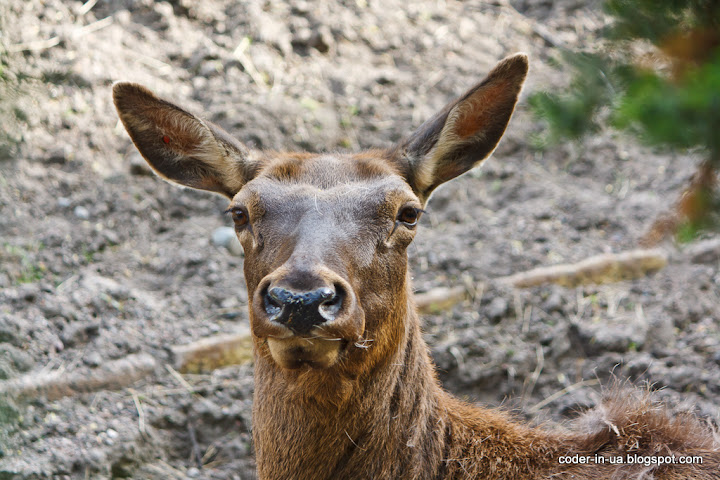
[354,339,375,349]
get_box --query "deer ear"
[394,53,528,203]
[113,83,257,198]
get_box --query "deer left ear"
[113,83,258,199]
[393,53,528,203]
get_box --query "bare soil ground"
[1,1,719,478]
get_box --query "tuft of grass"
[2,243,47,285]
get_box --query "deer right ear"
[393,54,528,204]
[113,83,257,198]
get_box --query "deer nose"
[264,285,344,334]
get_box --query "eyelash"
[396,206,424,227]
[389,206,425,238]
[225,207,249,228]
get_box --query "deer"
[113,54,720,479]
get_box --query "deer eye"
[396,206,423,227]
[227,206,249,227]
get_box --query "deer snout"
[264,285,345,334]
[252,274,364,370]
[251,271,365,343]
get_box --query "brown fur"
[114,54,720,479]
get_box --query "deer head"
[113,54,528,396]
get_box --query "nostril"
[319,284,345,321]
[264,287,284,318]
[317,287,334,300]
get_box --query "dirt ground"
[1,0,719,478]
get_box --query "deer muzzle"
[251,276,364,370]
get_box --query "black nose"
[264,286,344,334]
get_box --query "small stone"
[192,76,208,91]
[199,60,223,77]
[86,447,106,465]
[212,227,243,256]
[291,1,310,14]
[542,290,564,313]
[647,314,675,353]
[212,226,235,246]
[57,197,71,208]
[102,229,120,246]
[60,321,100,347]
[114,10,131,26]
[252,10,292,56]
[576,319,647,355]
[0,316,20,345]
[292,26,333,54]
[83,351,103,367]
[485,297,508,322]
[0,344,34,373]
[187,467,201,477]
[686,238,720,264]
[73,206,90,220]
[19,284,39,302]
[46,147,69,164]
[308,27,333,53]
[188,48,215,72]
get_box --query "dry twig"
[0,353,156,401]
[170,331,253,373]
[416,286,467,313]
[497,249,668,288]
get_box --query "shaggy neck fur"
[251,286,562,480]
[251,292,720,480]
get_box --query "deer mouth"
[255,312,365,370]
[266,335,348,370]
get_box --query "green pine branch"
[530,0,720,241]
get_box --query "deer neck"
[252,288,448,480]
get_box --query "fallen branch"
[0,353,156,401]
[497,249,668,288]
[170,331,254,373]
[416,286,467,314]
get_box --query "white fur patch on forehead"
[242,170,414,203]
[258,151,404,189]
